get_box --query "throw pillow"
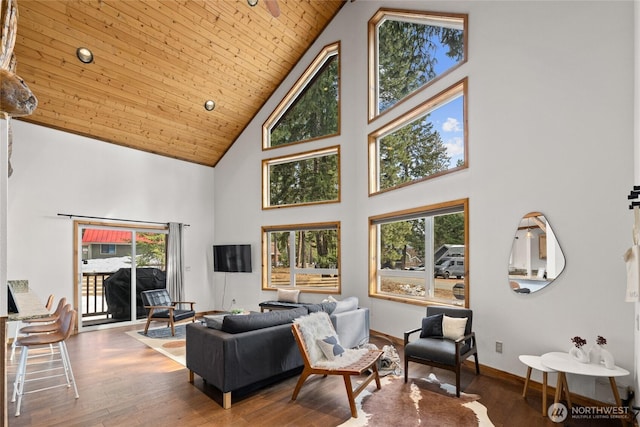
[294,312,339,364]
[277,288,300,303]
[419,313,444,338]
[317,335,345,361]
[203,314,227,330]
[332,296,358,314]
[306,302,337,314]
[221,307,307,333]
[442,315,468,341]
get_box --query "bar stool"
[519,354,555,416]
[19,304,71,335]
[11,296,64,361]
[12,306,79,416]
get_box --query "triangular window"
[264,42,340,148]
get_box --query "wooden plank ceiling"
[11,0,344,166]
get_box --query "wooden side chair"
[290,312,383,418]
[140,289,196,336]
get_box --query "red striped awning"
[82,229,133,244]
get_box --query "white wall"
[633,0,640,402]
[7,121,216,318]
[214,1,636,401]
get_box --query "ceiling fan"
[248,0,280,18]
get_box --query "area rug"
[338,373,494,427]
[125,325,186,367]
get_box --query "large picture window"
[263,146,340,209]
[264,42,340,149]
[369,9,466,120]
[369,199,468,306]
[369,79,466,194]
[262,222,340,293]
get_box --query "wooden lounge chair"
[290,312,383,418]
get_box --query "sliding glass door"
[75,221,167,331]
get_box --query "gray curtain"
[166,222,184,302]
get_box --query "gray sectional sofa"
[186,300,369,408]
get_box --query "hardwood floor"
[4,325,633,427]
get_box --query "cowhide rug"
[339,373,494,427]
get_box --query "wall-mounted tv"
[213,244,252,273]
[8,284,19,314]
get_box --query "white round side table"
[519,354,556,416]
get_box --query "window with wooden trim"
[263,145,340,209]
[369,9,466,120]
[263,42,340,149]
[368,79,466,195]
[262,222,340,293]
[369,199,468,307]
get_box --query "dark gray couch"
[186,304,369,408]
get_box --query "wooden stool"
[519,355,555,416]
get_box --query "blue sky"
[429,31,465,167]
[428,95,464,167]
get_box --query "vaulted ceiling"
[11,0,345,166]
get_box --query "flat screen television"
[213,244,252,273]
[8,284,19,314]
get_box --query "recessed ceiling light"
[204,100,216,111]
[76,47,94,64]
[247,0,258,6]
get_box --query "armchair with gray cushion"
[404,306,479,397]
[140,289,196,336]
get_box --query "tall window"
[369,199,468,306]
[369,10,466,120]
[264,42,340,149]
[369,79,466,194]
[262,222,340,293]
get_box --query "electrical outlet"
[495,341,503,353]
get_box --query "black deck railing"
[81,272,111,319]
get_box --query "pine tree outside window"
[369,79,466,195]
[264,42,340,149]
[369,10,466,120]
[262,222,340,292]
[263,146,340,208]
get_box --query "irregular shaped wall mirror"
[508,212,565,294]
